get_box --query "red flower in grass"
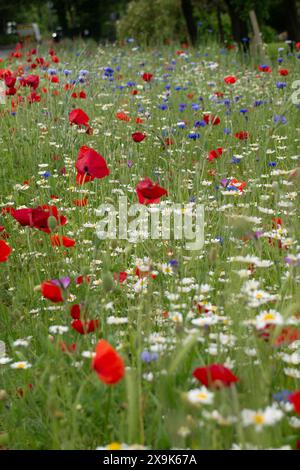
[193,364,238,388]
[50,234,75,248]
[136,178,168,205]
[71,319,99,335]
[70,304,81,319]
[258,65,272,73]
[73,198,88,207]
[27,92,41,103]
[69,108,90,127]
[20,74,39,89]
[114,271,127,283]
[0,240,12,262]
[289,391,300,415]
[6,87,17,96]
[60,342,77,353]
[76,275,91,285]
[41,281,64,303]
[92,339,125,385]
[142,72,153,82]
[224,75,237,84]
[203,114,220,126]
[116,111,131,122]
[12,205,66,233]
[207,147,223,162]
[273,327,299,347]
[235,131,249,140]
[279,68,288,76]
[296,43,300,51]
[5,75,16,88]
[75,146,110,183]
[132,132,146,143]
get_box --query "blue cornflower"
[273,390,291,403]
[194,120,206,128]
[141,351,158,363]
[231,156,241,164]
[276,82,287,89]
[188,132,200,140]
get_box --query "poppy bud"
[47,215,57,232]
[102,271,114,291]
[0,390,8,401]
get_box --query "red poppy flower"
[60,342,77,353]
[75,146,110,182]
[12,205,66,233]
[114,271,127,283]
[116,111,131,122]
[50,75,59,83]
[142,72,153,82]
[5,75,16,88]
[296,43,300,51]
[70,304,81,320]
[132,132,146,143]
[0,240,12,262]
[207,147,223,162]
[27,92,41,103]
[76,275,91,285]
[73,198,88,207]
[69,108,90,127]
[5,87,17,96]
[20,74,39,89]
[136,178,168,205]
[224,75,237,84]
[279,69,288,76]
[41,281,64,303]
[71,319,99,335]
[135,117,143,124]
[50,234,75,248]
[258,65,272,73]
[92,339,125,385]
[193,364,238,388]
[289,391,300,415]
[79,91,86,99]
[273,327,299,347]
[203,114,220,125]
[235,131,249,140]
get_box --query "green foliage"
[116,0,188,45]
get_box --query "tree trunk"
[181,0,197,46]
[216,3,224,43]
[283,0,300,41]
[225,0,248,43]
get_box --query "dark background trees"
[0,0,299,44]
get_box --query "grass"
[0,39,300,450]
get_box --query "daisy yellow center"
[253,414,265,425]
[197,392,208,400]
[255,293,263,299]
[16,363,26,369]
[107,442,122,450]
[263,313,275,321]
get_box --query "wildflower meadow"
[1,39,300,451]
